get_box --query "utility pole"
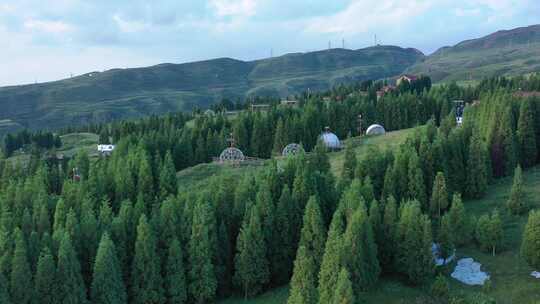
[342,38,345,49]
[357,114,363,136]
[374,34,377,46]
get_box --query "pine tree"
[500,109,518,176]
[137,152,155,206]
[189,200,217,303]
[438,214,454,261]
[298,196,327,271]
[131,215,164,304]
[34,247,55,304]
[273,118,287,155]
[0,272,10,304]
[56,232,87,304]
[341,143,357,181]
[396,201,434,284]
[407,151,427,208]
[380,196,398,272]
[166,238,187,304]
[466,130,488,198]
[10,229,32,304]
[91,233,127,304]
[287,246,318,304]
[255,183,278,284]
[234,208,269,299]
[274,185,295,284]
[448,194,469,246]
[430,172,449,221]
[521,210,540,269]
[318,208,345,304]
[159,151,178,200]
[507,165,527,215]
[517,99,537,168]
[332,268,355,304]
[342,207,380,292]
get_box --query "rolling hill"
[406,24,540,82]
[0,46,423,135]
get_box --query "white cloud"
[113,14,149,33]
[305,0,433,34]
[454,8,481,17]
[208,0,258,17]
[24,19,74,34]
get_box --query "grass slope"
[407,24,540,83]
[0,46,422,135]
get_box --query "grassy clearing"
[329,127,417,177]
[177,162,266,191]
[58,132,99,158]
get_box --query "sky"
[1,0,540,86]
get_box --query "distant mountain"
[0,46,423,134]
[407,24,540,82]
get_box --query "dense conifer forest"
[0,75,539,303]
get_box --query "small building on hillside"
[280,100,298,107]
[376,85,396,99]
[397,74,418,86]
[250,104,271,112]
[98,144,115,155]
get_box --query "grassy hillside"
[407,24,540,82]
[0,46,422,135]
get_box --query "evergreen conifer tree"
[0,272,10,304]
[298,196,327,271]
[159,151,178,200]
[342,207,380,292]
[430,172,449,221]
[131,215,164,304]
[166,238,187,304]
[234,208,269,299]
[318,208,346,304]
[466,130,488,198]
[396,201,434,284]
[517,99,537,168]
[448,194,468,246]
[332,268,355,304]
[287,246,318,304]
[342,143,357,181]
[56,232,87,304]
[521,210,540,269]
[274,185,295,284]
[407,151,427,208]
[10,229,32,304]
[438,214,455,261]
[380,196,398,272]
[34,247,55,304]
[507,165,526,215]
[91,233,127,304]
[189,200,217,303]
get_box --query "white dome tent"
[366,124,386,136]
[319,128,341,150]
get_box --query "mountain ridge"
[0,45,423,134]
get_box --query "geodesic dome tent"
[366,124,386,136]
[320,131,341,149]
[282,143,304,157]
[219,147,245,162]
